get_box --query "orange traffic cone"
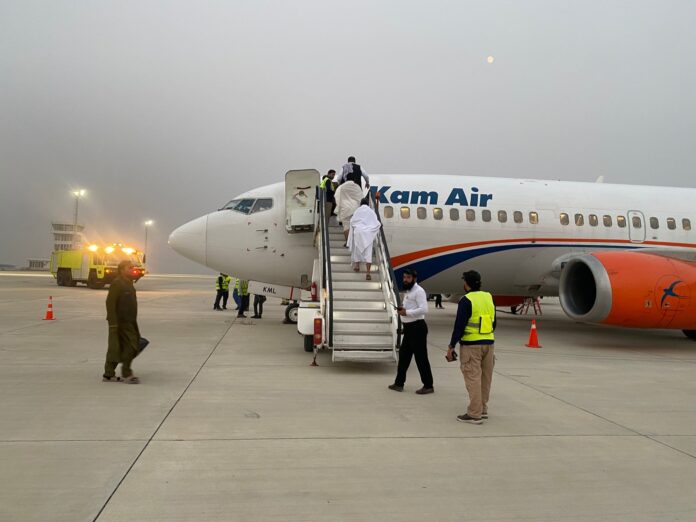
[525,319,541,348]
[43,296,55,321]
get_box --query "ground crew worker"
[389,268,434,394]
[214,273,232,310]
[232,277,241,310]
[103,260,141,384]
[237,279,250,318]
[252,294,266,319]
[319,169,337,220]
[447,270,496,424]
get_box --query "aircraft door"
[285,169,320,232]
[627,210,646,243]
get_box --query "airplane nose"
[168,215,208,266]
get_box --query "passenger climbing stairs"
[317,191,402,362]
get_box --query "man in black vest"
[339,156,370,188]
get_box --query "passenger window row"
[559,213,692,231]
[381,205,693,232]
[382,206,539,224]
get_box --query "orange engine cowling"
[559,251,696,329]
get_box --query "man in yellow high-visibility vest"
[319,169,337,221]
[236,279,250,318]
[214,273,232,311]
[447,270,496,424]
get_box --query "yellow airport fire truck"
[50,244,146,289]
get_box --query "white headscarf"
[347,204,382,263]
[335,182,364,223]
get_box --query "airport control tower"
[51,222,86,251]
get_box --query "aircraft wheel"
[60,269,76,287]
[284,303,299,324]
[304,335,314,352]
[682,330,696,341]
[87,270,106,289]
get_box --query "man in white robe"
[335,180,364,245]
[347,200,382,280]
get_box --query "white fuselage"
[169,175,696,295]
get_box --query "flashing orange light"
[122,247,136,255]
[104,246,115,254]
[87,244,99,252]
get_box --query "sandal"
[366,274,372,281]
[122,375,140,384]
[353,267,360,273]
[102,375,122,383]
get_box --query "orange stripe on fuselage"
[390,237,696,268]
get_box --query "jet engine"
[559,251,696,335]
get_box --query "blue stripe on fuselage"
[393,243,641,282]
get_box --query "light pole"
[72,189,86,248]
[144,220,154,264]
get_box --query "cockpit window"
[223,199,256,214]
[251,198,273,214]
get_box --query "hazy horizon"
[2,1,695,273]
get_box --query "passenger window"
[617,215,627,228]
[529,212,539,224]
[433,208,443,220]
[589,214,598,227]
[466,209,476,222]
[513,211,523,224]
[251,198,273,214]
[667,217,676,230]
[449,209,460,221]
[603,215,612,227]
[482,209,491,222]
[498,210,508,223]
[575,214,584,226]
[683,218,692,231]
[650,217,659,229]
[560,213,569,225]
[400,207,410,219]
[416,207,427,220]
[383,206,394,219]
[632,216,642,229]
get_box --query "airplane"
[169,170,696,342]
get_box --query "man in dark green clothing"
[103,260,141,384]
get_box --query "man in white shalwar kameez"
[335,180,364,245]
[347,200,382,280]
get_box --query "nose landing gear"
[284,302,299,324]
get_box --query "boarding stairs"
[317,189,402,362]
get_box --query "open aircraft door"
[285,169,320,232]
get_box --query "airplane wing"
[630,247,696,263]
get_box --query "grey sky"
[1,0,695,273]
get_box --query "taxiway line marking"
[91,319,236,521]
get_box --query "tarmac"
[1,272,696,522]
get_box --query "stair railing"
[317,188,334,348]
[368,190,402,357]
